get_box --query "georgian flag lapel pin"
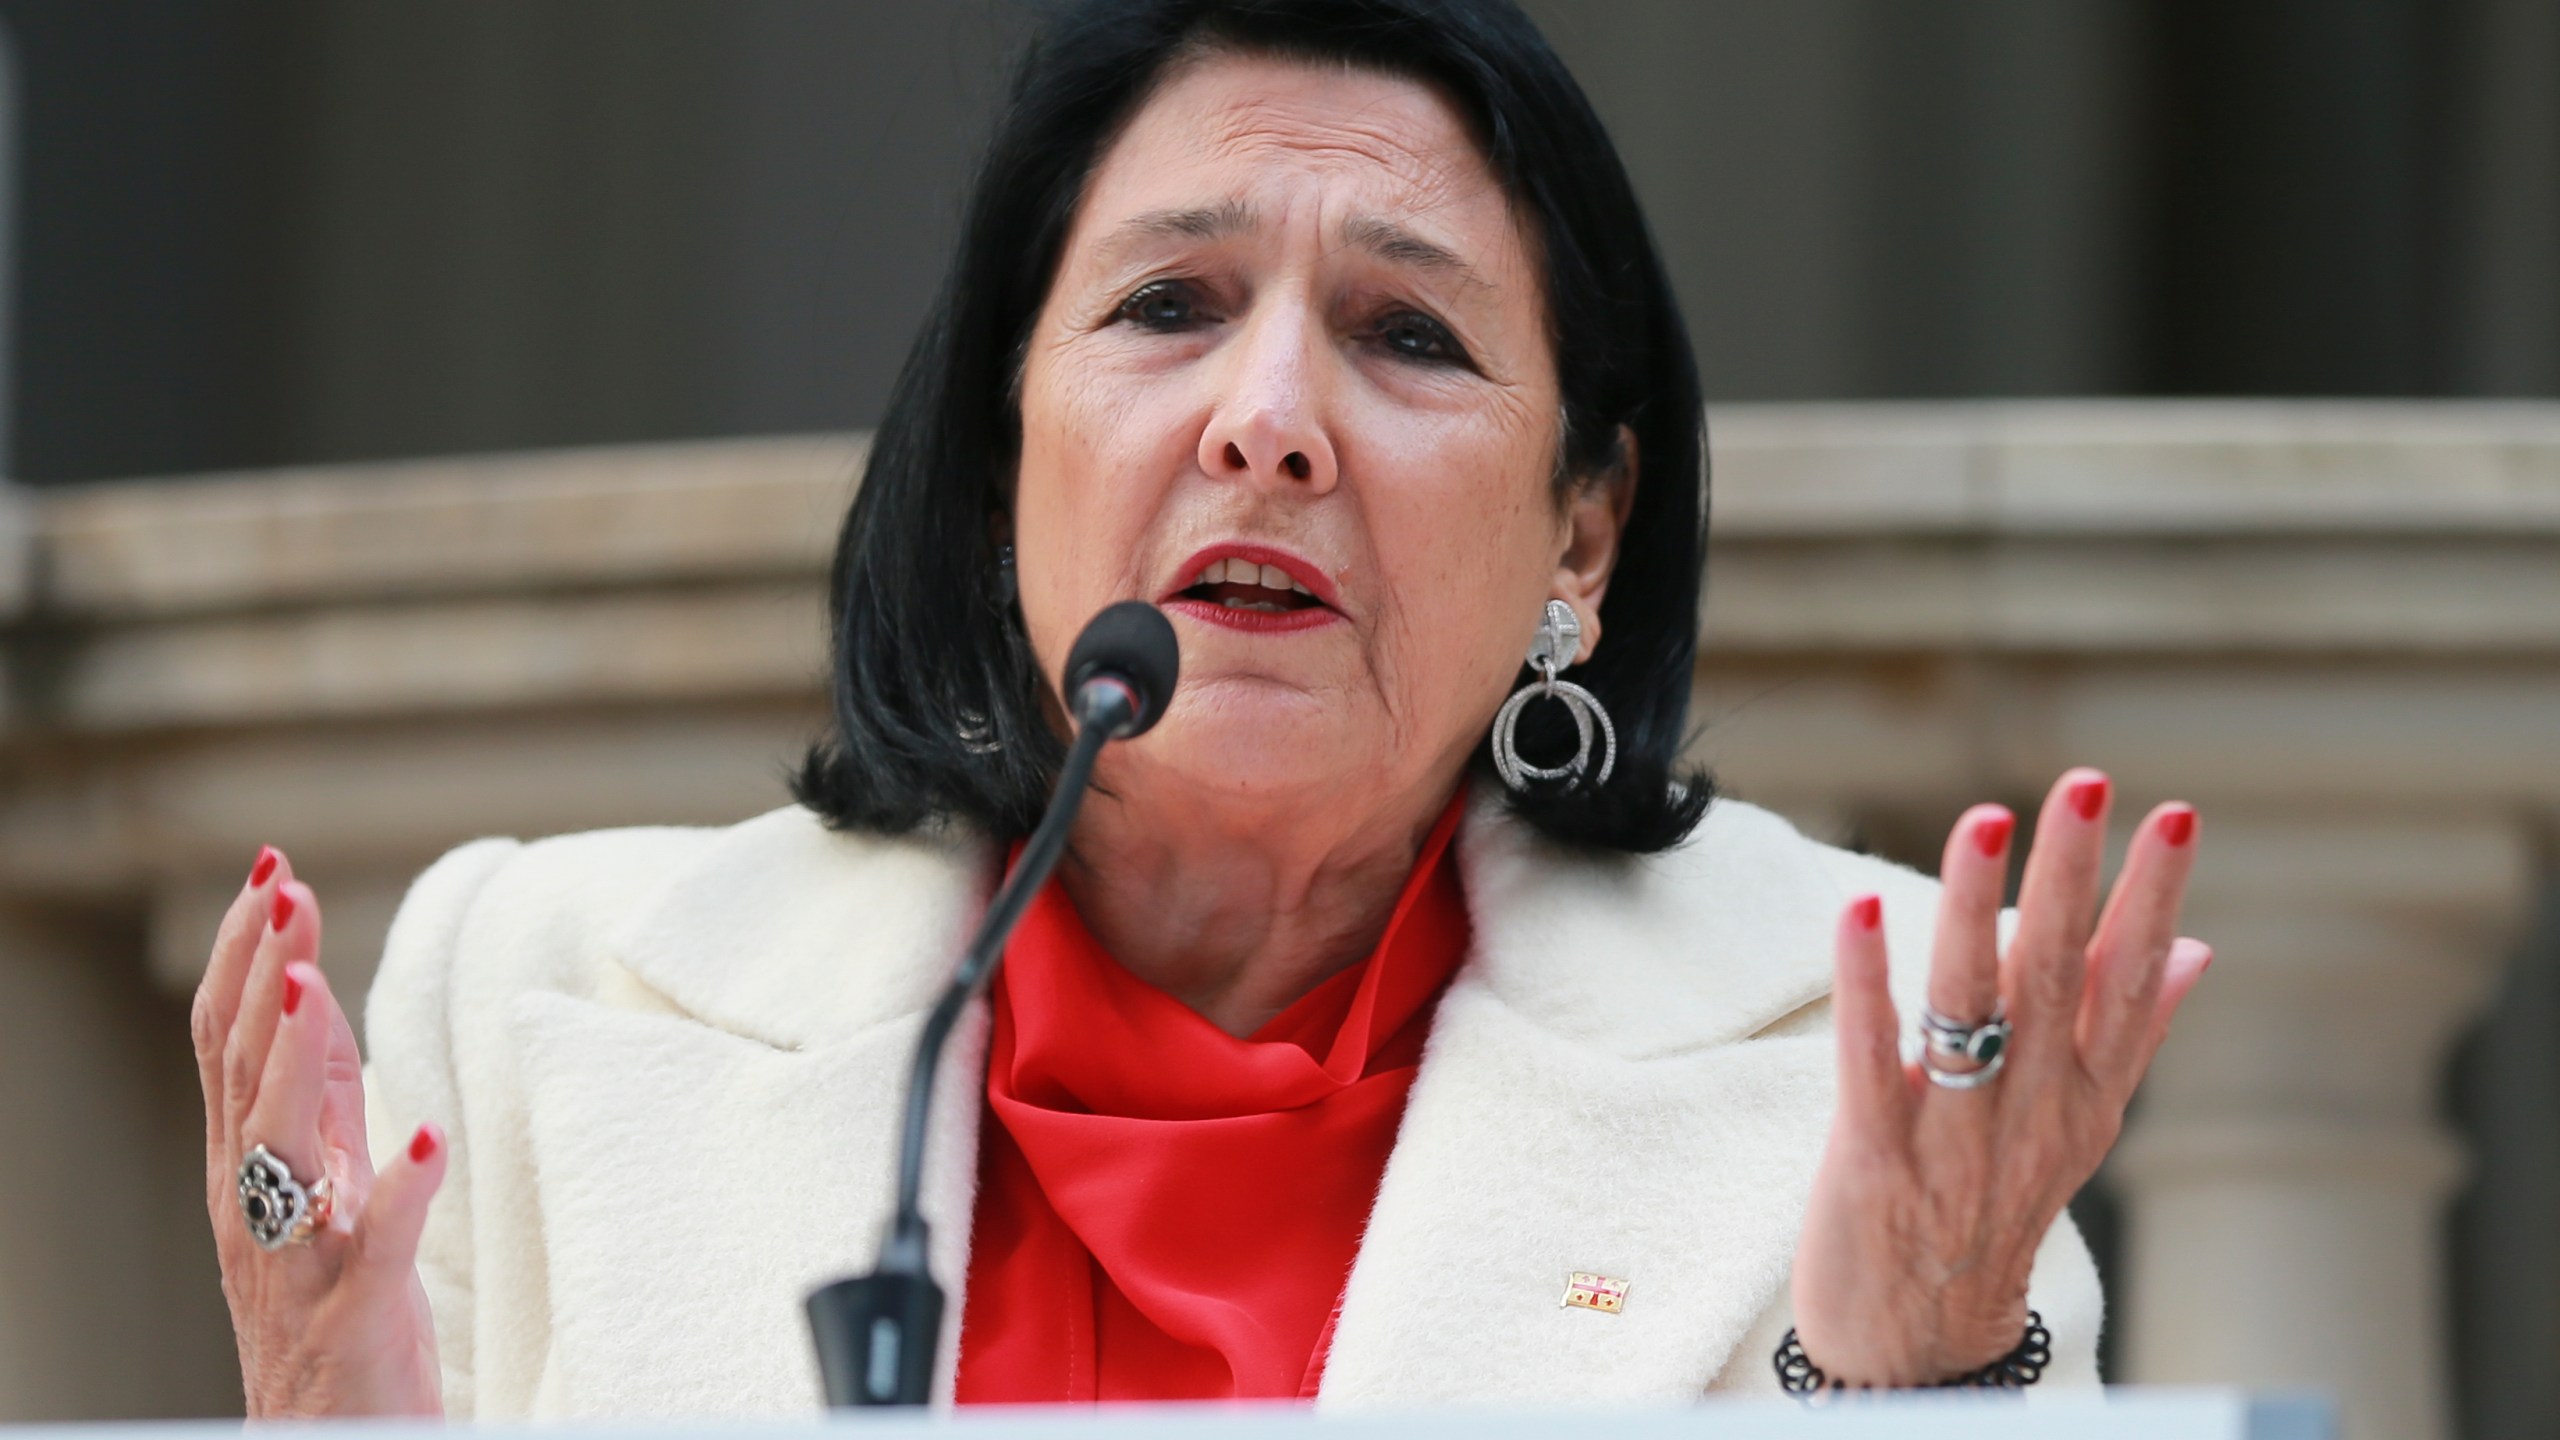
[1561,1272,1630,1313]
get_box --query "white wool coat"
[361,791,2102,1418]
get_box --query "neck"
[1056,769,1463,1037]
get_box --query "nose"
[1197,304,1339,494]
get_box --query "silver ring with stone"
[1919,1002,2010,1090]
[237,1143,334,1251]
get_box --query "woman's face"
[1013,51,1627,820]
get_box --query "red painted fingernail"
[2160,805,2197,846]
[1850,894,1882,930]
[1973,811,2014,857]
[409,1123,442,1164]
[282,968,304,1016]
[2068,775,2109,821]
[249,846,280,888]
[269,887,298,932]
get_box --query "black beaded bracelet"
[1773,1311,2051,1397]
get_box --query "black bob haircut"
[793,0,1714,853]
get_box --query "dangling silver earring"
[1491,599,1616,792]
[995,543,1017,606]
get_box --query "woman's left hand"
[1788,767,2212,1385]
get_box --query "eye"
[1373,310,1470,366]
[1115,279,1210,331]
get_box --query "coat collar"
[1451,787,1846,1057]
[607,805,999,1051]
[609,787,1845,1060]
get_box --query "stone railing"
[2,402,2553,1436]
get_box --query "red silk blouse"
[954,794,1470,1403]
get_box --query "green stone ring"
[1919,1002,2011,1090]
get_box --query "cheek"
[1012,347,1196,669]
[1356,406,1562,720]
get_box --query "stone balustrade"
[1,401,2552,1435]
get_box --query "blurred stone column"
[2111,810,2536,1440]
[0,899,238,1420]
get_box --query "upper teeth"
[1193,557,1313,596]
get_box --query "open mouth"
[1175,556,1329,614]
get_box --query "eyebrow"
[1097,200,1260,265]
[1339,215,1489,290]
[1093,201,1488,291]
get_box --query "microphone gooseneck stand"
[806,601,1179,1408]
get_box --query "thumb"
[348,1122,446,1291]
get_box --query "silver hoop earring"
[1491,600,1616,793]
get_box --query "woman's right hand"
[193,846,446,1417]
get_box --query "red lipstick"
[1162,542,1346,635]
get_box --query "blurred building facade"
[0,5,2555,1440]
[0,0,2552,485]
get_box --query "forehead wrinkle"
[1191,90,1514,289]
[1200,85,1472,193]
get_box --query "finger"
[194,847,291,1122]
[1927,804,2013,1026]
[348,1122,447,1297]
[2000,769,2110,1069]
[314,974,381,1209]
[2080,803,2201,1083]
[2136,938,2214,1073]
[1831,894,1910,1138]
[244,963,332,1180]
[222,880,324,1143]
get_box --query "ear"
[1551,425,1639,665]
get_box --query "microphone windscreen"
[1065,601,1181,737]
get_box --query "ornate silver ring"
[1918,1002,2010,1091]
[237,1143,334,1251]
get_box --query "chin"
[1108,682,1368,810]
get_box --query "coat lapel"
[1319,795,1854,1407]
[513,806,999,1415]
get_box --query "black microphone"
[806,600,1179,1408]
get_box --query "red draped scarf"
[954,793,1470,1403]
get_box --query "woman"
[194,0,2208,1416]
